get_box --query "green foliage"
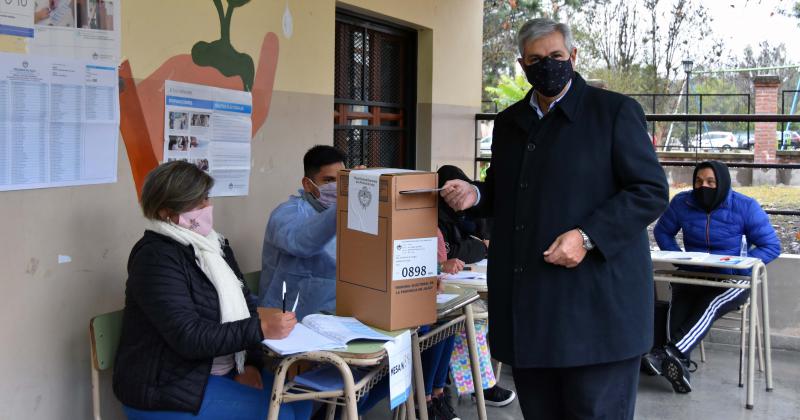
[484,73,531,109]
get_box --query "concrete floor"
[364,343,800,420]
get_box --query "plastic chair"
[89,310,124,420]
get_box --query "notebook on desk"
[262,314,394,356]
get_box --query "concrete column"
[752,75,780,185]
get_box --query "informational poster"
[0,0,35,38]
[28,0,121,61]
[163,80,252,197]
[392,237,438,281]
[383,330,412,409]
[0,51,119,191]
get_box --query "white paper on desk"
[384,330,412,409]
[436,293,459,304]
[445,271,487,280]
[302,314,393,344]
[651,251,710,261]
[474,259,488,267]
[347,169,415,235]
[261,324,343,356]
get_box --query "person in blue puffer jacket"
[645,160,781,394]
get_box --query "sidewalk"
[364,342,800,419]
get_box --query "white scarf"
[149,220,250,374]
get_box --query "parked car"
[690,131,737,151]
[734,131,754,149]
[479,136,492,157]
[776,131,800,150]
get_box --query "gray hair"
[517,18,574,57]
[140,161,214,220]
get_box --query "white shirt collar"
[529,80,572,119]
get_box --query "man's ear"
[301,176,316,195]
[570,48,578,66]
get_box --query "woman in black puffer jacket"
[113,161,311,420]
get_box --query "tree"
[484,73,531,109]
[482,0,585,106]
[574,0,714,94]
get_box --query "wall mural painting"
[119,0,278,198]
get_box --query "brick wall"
[753,75,781,164]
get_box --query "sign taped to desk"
[383,330,412,409]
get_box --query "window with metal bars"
[334,12,416,169]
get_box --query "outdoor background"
[478,0,800,254]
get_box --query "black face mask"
[693,187,718,213]
[523,56,574,98]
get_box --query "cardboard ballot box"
[336,169,439,331]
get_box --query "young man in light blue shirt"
[259,145,343,320]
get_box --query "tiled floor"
[364,343,800,419]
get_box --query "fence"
[474,112,800,217]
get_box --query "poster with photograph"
[0,51,119,192]
[163,80,252,197]
[28,0,120,61]
[0,0,35,37]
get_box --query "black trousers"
[512,356,640,420]
[668,282,750,357]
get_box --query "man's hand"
[257,307,297,339]
[543,229,587,268]
[441,258,465,274]
[234,365,263,389]
[440,180,478,211]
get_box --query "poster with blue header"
[164,80,252,197]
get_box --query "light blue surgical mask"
[309,179,338,209]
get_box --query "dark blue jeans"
[123,369,312,420]
[419,326,456,396]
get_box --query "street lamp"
[682,59,694,151]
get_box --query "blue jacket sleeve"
[654,198,683,252]
[266,201,337,258]
[743,199,781,264]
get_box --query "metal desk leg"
[325,401,336,420]
[267,353,359,420]
[746,273,758,410]
[411,332,428,420]
[759,264,774,391]
[738,302,748,388]
[405,376,417,420]
[464,304,488,420]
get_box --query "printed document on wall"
[0,0,35,38]
[0,52,119,192]
[164,80,252,197]
[27,0,121,61]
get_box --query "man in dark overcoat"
[441,17,669,419]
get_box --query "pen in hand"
[281,281,286,313]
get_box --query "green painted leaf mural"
[192,0,255,91]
